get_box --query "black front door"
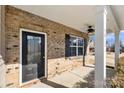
[22,31,45,83]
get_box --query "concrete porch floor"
[30,64,115,88]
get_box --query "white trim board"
[19,28,47,86]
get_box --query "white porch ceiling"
[12,5,118,33]
[107,13,115,33]
[111,6,124,30]
[13,5,96,33]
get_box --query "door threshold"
[20,76,46,87]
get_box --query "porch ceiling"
[111,6,124,30]
[107,14,115,33]
[13,5,96,33]
[13,5,118,34]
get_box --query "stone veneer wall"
[5,5,88,87]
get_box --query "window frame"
[69,35,84,57]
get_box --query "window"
[65,34,84,57]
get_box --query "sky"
[89,35,95,41]
[120,31,124,42]
[89,31,124,47]
[106,33,115,46]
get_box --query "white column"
[0,5,5,58]
[95,6,107,88]
[0,6,1,54]
[115,31,120,69]
[0,5,6,87]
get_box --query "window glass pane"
[34,37,41,64]
[65,35,84,57]
[78,38,83,46]
[27,35,35,64]
[70,47,76,56]
[70,36,77,46]
[78,47,83,55]
[27,36,41,64]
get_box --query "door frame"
[19,28,47,86]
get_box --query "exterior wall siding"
[5,6,88,87]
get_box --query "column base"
[0,55,6,87]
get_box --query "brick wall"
[5,5,88,87]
